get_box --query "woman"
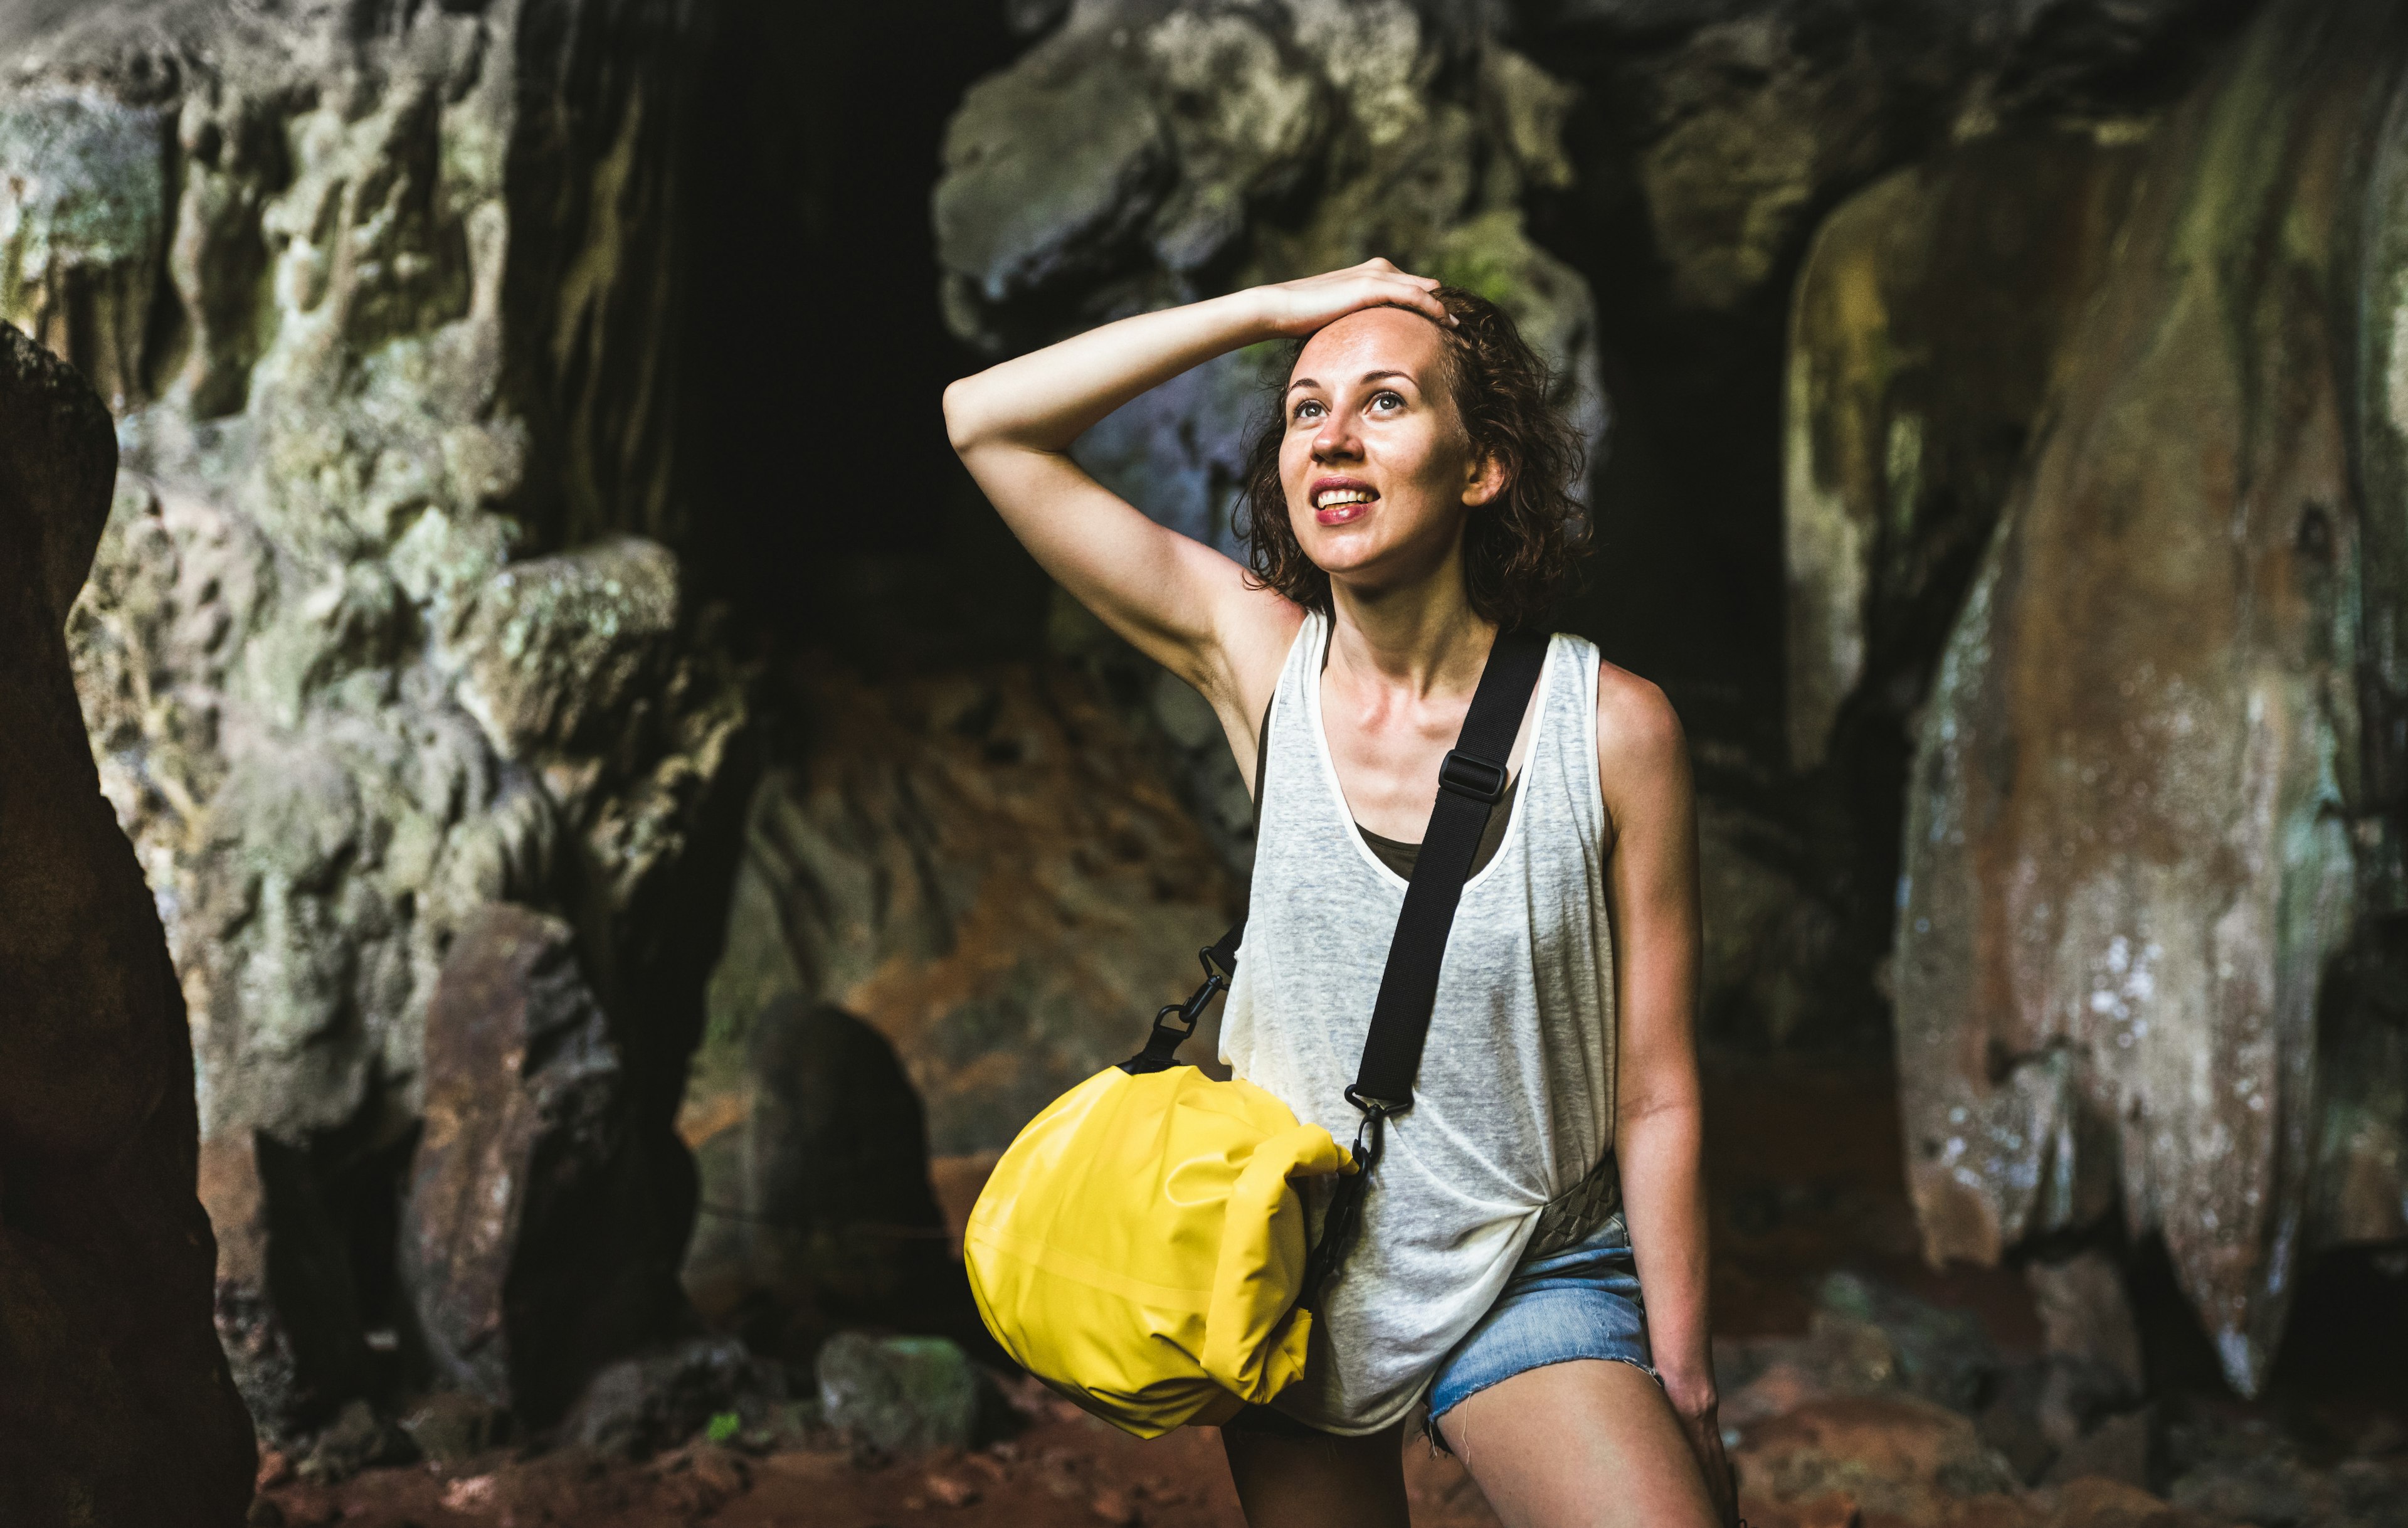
[944,259,1731,1528]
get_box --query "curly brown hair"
[1234,285,1590,632]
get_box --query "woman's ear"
[1463,448,1508,507]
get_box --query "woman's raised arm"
[941,260,1452,706]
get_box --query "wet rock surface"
[1,0,752,1438]
[1860,0,2408,1393]
[0,319,255,1524]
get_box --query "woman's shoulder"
[1588,653,1687,788]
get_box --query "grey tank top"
[1219,611,1619,1434]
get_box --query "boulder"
[401,904,693,1425]
[815,1332,981,1455]
[394,1390,507,1467]
[679,995,956,1363]
[1888,0,2407,1394]
[1729,1393,2020,1525]
[561,1334,786,1460]
[0,0,752,1431]
[293,1398,418,1487]
[2025,1253,2143,1400]
[2019,1251,2150,1487]
[0,319,255,1524]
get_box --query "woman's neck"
[1324,565,1496,702]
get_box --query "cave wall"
[2,0,751,1439]
[1788,0,2408,1395]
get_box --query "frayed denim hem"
[1422,1353,1663,1455]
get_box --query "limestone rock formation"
[1782,132,2145,773]
[1788,0,2408,1393]
[0,319,255,1525]
[3,0,751,1436]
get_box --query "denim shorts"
[1423,1208,1657,1443]
[1221,1210,1656,1446]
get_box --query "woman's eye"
[1293,399,1324,422]
[1370,390,1403,411]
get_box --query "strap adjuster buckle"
[1437,748,1508,804]
[1343,1084,1410,1119]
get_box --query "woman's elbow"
[1618,1074,1704,1132]
[941,377,983,455]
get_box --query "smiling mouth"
[1313,485,1378,524]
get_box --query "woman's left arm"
[1597,670,1735,1524]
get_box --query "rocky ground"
[246,1061,2408,1528]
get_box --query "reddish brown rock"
[198,1130,374,1440]
[401,903,694,1423]
[0,318,255,1521]
[1731,1393,2019,1524]
[2041,1478,2230,1528]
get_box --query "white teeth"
[1314,487,1376,509]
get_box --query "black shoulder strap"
[1123,628,1546,1081]
[1351,627,1548,1111]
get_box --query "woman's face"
[1278,307,1499,595]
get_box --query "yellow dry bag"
[963,938,1354,1437]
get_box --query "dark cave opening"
[679,0,1047,676]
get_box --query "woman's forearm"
[1619,1097,1714,1403]
[943,288,1272,454]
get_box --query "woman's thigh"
[1436,1359,1718,1528]
[1218,1418,1412,1528]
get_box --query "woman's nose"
[1312,416,1361,460]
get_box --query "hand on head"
[1256,257,1457,338]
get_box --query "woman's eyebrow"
[1285,368,1414,395]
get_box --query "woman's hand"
[1667,1377,1738,1527]
[1250,257,1454,337]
